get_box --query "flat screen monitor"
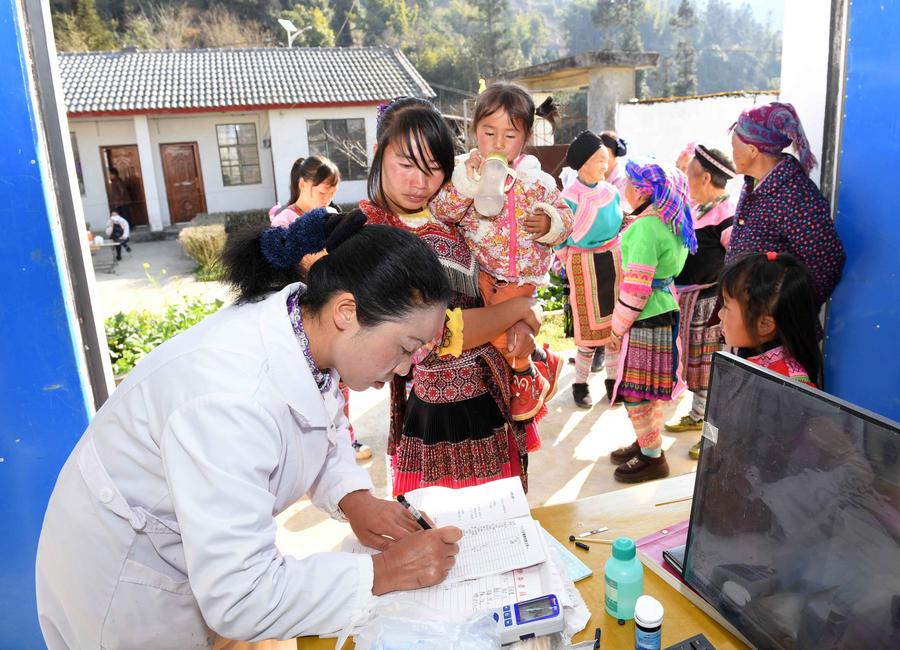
[683,352,900,649]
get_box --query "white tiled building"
[60,47,434,231]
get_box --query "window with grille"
[216,123,261,186]
[306,118,368,181]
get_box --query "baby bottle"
[474,152,510,217]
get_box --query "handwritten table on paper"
[446,516,544,582]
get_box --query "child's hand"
[524,209,551,238]
[608,329,624,353]
[465,149,485,181]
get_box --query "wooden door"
[160,142,206,224]
[101,145,149,226]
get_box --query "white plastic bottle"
[474,153,510,217]
[634,595,664,650]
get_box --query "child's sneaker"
[510,369,549,421]
[352,440,372,461]
[665,415,703,433]
[533,344,561,402]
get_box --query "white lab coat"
[35,283,376,649]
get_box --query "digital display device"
[683,352,900,649]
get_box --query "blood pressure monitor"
[492,593,564,645]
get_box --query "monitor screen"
[684,353,900,649]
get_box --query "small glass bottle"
[604,537,644,620]
[634,595,664,649]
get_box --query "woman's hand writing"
[339,490,430,551]
[371,527,463,594]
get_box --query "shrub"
[536,272,566,312]
[178,224,227,281]
[222,209,269,233]
[105,297,224,376]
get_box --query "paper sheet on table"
[341,517,547,583]
[446,516,546,582]
[402,476,531,527]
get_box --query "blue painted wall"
[825,1,900,422]
[0,1,92,646]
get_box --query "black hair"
[600,130,627,158]
[222,209,452,326]
[719,252,822,387]
[367,97,455,212]
[474,82,561,134]
[694,146,735,189]
[286,156,340,206]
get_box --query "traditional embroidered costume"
[556,130,624,407]
[359,200,529,495]
[609,160,695,483]
[727,103,845,306]
[743,343,815,387]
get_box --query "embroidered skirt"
[565,241,621,347]
[388,347,528,497]
[616,311,683,401]
[677,290,722,392]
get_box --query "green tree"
[53,0,117,51]
[331,0,361,46]
[361,0,410,47]
[282,1,336,47]
[669,0,697,96]
[470,0,517,79]
[592,0,649,96]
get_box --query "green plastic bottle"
[604,537,644,620]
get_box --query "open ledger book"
[343,477,579,620]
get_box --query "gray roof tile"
[59,47,434,114]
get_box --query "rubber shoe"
[352,440,372,461]
[609,441,641,464]
[665,415,704,433]
[572,382,592,409]
[689,439,702,460]
[534,345,562,402]
[614,451,670,484]
[511,370,549,421]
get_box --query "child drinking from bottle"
[430,82,574,423]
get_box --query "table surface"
[299,474,747,649]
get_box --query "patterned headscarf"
[625,158,697,254]
[733,102,817,175]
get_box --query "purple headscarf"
[625,158,697,254]
[733,102,817,175]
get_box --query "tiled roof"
[59,47,435,115]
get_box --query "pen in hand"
[397,494,432,530]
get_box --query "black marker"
[574,541,590,551]
[397,494,432,530]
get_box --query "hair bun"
[324,209,368,251]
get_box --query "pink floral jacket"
[429,153,574,286]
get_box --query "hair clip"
[766,251,778,261]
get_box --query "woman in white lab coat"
[35,209,463,649]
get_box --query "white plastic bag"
[353,602,499,650]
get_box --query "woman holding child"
[360,97,544,496]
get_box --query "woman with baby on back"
[430,82,574,426]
